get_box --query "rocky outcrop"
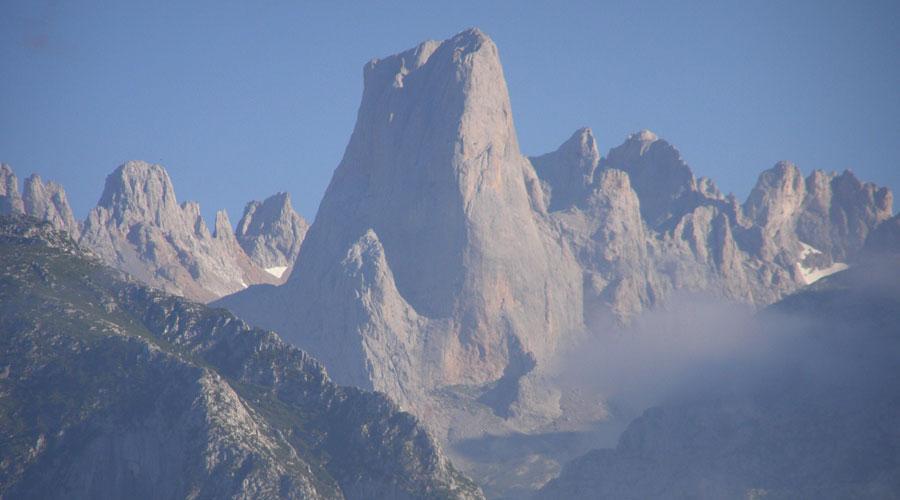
[551,168,659,321]
[79,161,278,302]
[531,127,600,211]
[602,130,721,230]
[22,174,80,237]
[743,161,807,263]
[0,163,24,215]
[0,214,483,500]
[235,192,308,280]
[217,28,583,425]
[795,169,893,262]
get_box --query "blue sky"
[2,1,898,223]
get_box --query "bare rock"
[22,174,80,238]
[235,192,308,280]
[796,169,893,262]
[530,127,600,211]
[0,163,24,215]
[79,161,277,302]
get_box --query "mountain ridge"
[0,213,483,499]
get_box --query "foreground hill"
[0,215,481,500]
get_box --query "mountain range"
[212,28,893,441]
[1,27,897,498]
[0,161,309,301]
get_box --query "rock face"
[531,128,600,212]
[550,167,658,320]
[602,129,718,230]
[537,249,900,500]
[794,169,893,262]
[743,161,807,262]
[218,29,583,420]
[23,174,81,237]
[0,214,483,500]
[0,164,24,215]
[235,192,309,279]
[79,161,278,302]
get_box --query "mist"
[548,277,898,447]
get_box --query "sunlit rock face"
[79,161,278,302]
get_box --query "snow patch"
[265,266,288,278]
[798,241,848,285]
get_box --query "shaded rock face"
[218,29,583,420]
[79,161,278,302]
[531,128,600,211]
[537,255,900,500]
[235,192,309,279]
[0,215,483,500]
[795,169,893,262]
[23,174,81,237]
[602,130,720,230]
[863,213,900,256]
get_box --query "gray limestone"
[235,192,308,279]
[79,161,278,302]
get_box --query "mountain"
[217,29,583,422]
[5,27,896,498]
[213,28,895,466]
[235,192,309,280]
[78,161,280,302]
[601,129,720,230]
[0,161,311,302]
[0,214,482,500]
[537,237,900,499]
[532,128,893,320]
